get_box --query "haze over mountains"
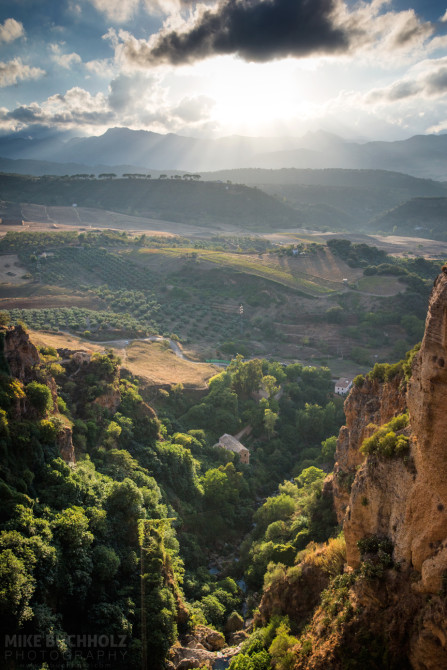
[2,127,447,181]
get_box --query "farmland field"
[0,226,437,379]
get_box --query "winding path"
[92,334,205,364]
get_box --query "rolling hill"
[0,173,300,231]
[370,197,447,239]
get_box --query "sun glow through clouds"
[180,56,321,136]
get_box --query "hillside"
[0,174,299,230]
[289,272,447,668]
[202,168,447,231]
[371,197,447,240]
[3,167,447,235]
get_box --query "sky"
[1,0,447,141]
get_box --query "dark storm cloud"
[126,0,351,65]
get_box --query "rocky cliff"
[3,323,40,381]
[299,271,447,668]
[336,272,447,594]
[1,324,75,463]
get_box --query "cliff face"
[3,324,40,381]
[332,374,406,528]
[321,271,447,668]
[335,273,447,595]
[2,325,75,464]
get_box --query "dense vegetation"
[0,322,344,669]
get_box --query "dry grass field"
[28,331,218,388]
[124,341,218,388]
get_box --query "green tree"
[262,375,279,398]
[25,381,53,415]
[264,408,278,438]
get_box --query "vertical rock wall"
[334,272,447,593]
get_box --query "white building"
[215,434,250,464]
[334,378,353,396]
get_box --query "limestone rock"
[322,271,447,667]
[227,630,249,646]
[56,425,75,465]
[169,643,214,670]
[94,387,121,413]
[3,325,40,381]
[332,374,406,526]
[333,268,447,585]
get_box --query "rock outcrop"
[332,374,406,528]
[56,425,75,464]
[257,559,331,628]
[1,325,76,464]
[168,626,238,670]
[321,270,447,668]
[335,273,447,593]
[3,324,40,381]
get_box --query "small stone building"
[334,378,353,395]
[215,433,250,464]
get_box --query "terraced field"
[137,247,348,296]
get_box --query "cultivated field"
[137,247,346,295]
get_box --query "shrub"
[357,535,395,578]
[360,414,409,458]
[25,381,53,415]
[353,374,365,388]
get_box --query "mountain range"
[1,128,447,180]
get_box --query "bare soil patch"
[0,255,28,284]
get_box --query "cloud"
[108,73,157,111]
[85,58,115,77]
[0,77,216,136]
[109,0,436,67]
[119,0,351,65]
[0,18,25,44]
[107,72,216,131]
[172,94,215,122]
[85,0,209,22]
[0,58,45,87]
[50,44,82,69]
[0,88,114,131]
[365,58,447,104]
[88,0,140,22]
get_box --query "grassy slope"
[371,197,447,239]
[28,330,218,388]
[137,248,337,296]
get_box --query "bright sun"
[180,56,321,135]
